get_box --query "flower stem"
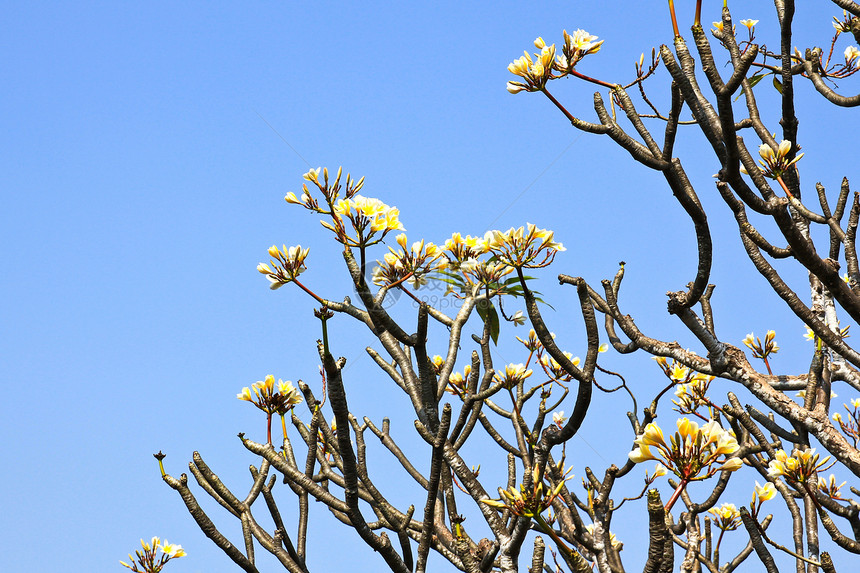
[386,271,415,290]
[775,174,795,199]
[668,0,680,37]
[568,69,617,89]
[665,478,688,511]
[694,0,702,27]
[293,278,327,305]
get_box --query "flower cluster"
[516,329,545,352]
[442,232,490,268]
[555,30,604,74]
[484,223,565,269]
[819,473,847,500]
[286,167,403,247]
[481,464,571,519]
[237,375,303,416]
[628,418,742,481]
[257,244,310,290]
[743,330,779,359]
[285,166,365,210]
[120,537,185,573]
[654,356,695,383]
[673,376,714,415]
[446,364,472,396]
[754,141,804,179]
[708,503,741,531]
[372,234,445,289]
[325,194,404,247]
[460,260,515,289]
[743,330,779,375]
[539,351,579,381]
[507,39,556,93]
[494,363,533,389]
[767,448,831,484]
[507,30,605,93]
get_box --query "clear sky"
[2,1,858,572]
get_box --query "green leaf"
[476,299,500,345]
[772,76,783,94]
[748,73,765,89]
[734,73,765,101]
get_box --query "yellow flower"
[740,19,759,29]
[555,29,604,73]
[818,474,847,499]
[754,480,777,502]
[629,444,657,463]
[258,245,310,289]
[303,167,321,183]
[846,45,860,66]
[768,448,830,482]
[636,422,665,447]
[484,223,564,268]
[495,363,533,388]
[708,503,741,530]
[160,541,186,558]
[238,375,303,415]
[757,140,804,178]
[539,351,579,380]
[507,43,556,93]
[516,329,541,351]
[628,418,740,481]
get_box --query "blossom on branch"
[120,537,186,573]
[628,418,741,481]
[258,244,310,290]
[767,448,831,483]
[372,233,445,289]
[756,140,804,179]
[237,375,303,416]
[484,223,565,268]
[494,363,533,389]
[555,29,604,74]
[708,503,741,531]
[481,464,571,519]
[507,40,556,93]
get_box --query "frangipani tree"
[154,1,860,572]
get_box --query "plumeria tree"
[156,1,860,572]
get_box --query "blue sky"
[2,1,858,572]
